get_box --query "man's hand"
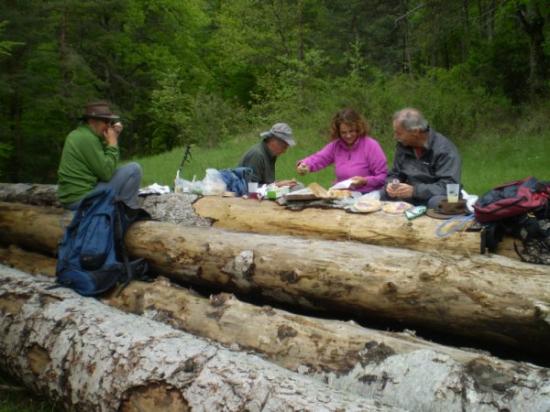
[103,122,122,146]
[296,162,309,175]
[386,182,414,199]
[350,176,367,188]
[112,122,123,134]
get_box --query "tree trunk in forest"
[192,196,518,258]
[516,1,547,97]
[0,201,549,356]
[0,183,518,258]
[462,0,470,61]
[0,265,395,412]
[2,247,550,412]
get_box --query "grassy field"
[136,128,550,195]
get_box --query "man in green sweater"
[57,101,142,209]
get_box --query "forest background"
[0,0,549,186]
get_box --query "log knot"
[466,358,515,394]
[27,344,51,376]
[277,325,298,340]
[381,282,398,294]
[222,250,255,290]
[360,341,396,365]
[279,269,301,284]
[209,293,232,307]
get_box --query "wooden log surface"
[0,264,398,412]
[0,183,516,258]
[0,201,549,356]
[3,246,550,412]
[193,196,517,258]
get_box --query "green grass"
[0,371,61,412]
[136,128,550,195]
[459,133,550,194]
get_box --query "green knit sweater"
[57,124,119,205]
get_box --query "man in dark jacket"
[384,108,461,208]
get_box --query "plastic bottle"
[174,170,184,193]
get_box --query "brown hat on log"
[81,101,120,121]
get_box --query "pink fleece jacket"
[299,136,388,193]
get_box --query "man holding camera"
[57,101,142,209]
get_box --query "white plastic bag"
[174,171,197,194]
[202,168,226,195]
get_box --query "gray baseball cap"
[260,122,296,147]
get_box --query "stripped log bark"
[0,265,397,412]
[0,183,516,257]
[193,196,517,258]
[0,183,60,207]
[2,246,550,412]
[1,202,549,355]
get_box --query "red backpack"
[474,177,550,264]
[474,177,550,223]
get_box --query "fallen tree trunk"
[0,183,516,258]
[3,246,550,412]
[0,265,395,412]
[1,201,549,354]
[194,196,518,258]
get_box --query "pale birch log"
[0,265,398,412]
[0,183,516,257]
[2,246,549,412]
[1,202,549,354]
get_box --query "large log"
[1,202,549,356]
[0,183,516,257]
[193,196,518,258]
[3,246,550,412]
[0,265,396,412]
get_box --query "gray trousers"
[68,162,142,210]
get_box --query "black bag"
[56,188,149,296]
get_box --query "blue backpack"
[56,188,149,296]
[219,167,253,196]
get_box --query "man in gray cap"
[238,122,296,185]
[57,100,142,209]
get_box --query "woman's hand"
[350,176,367,188]
[296,162,310,175]
[276,179,297,187]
